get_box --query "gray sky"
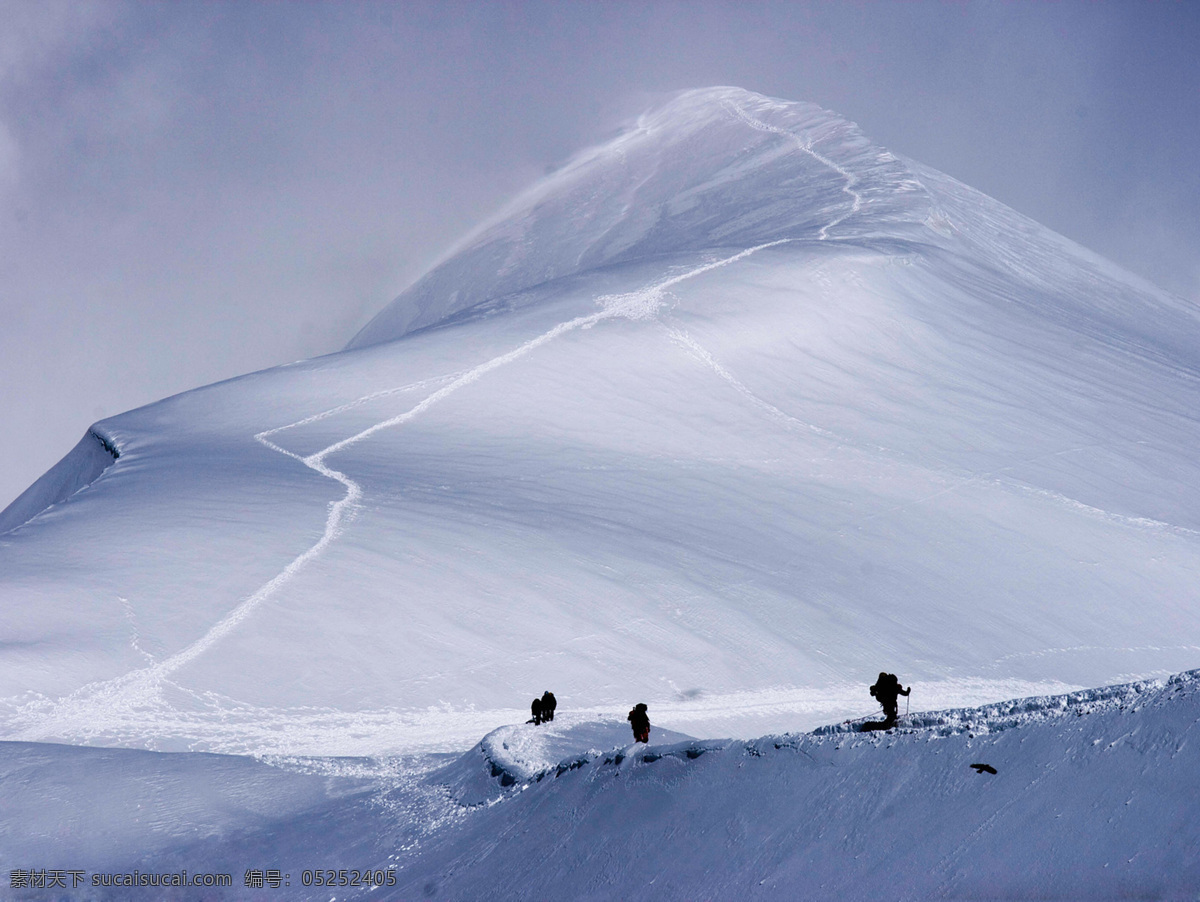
[2,1,1198,509]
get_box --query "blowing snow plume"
[347,86,930,347]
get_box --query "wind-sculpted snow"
[434,716,699,806]
[0,427,119,535]
[348,86,930,348]
[722,98,864,241]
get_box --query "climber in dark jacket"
[869,672,910,728]
[628,703,650,743]
[540,690,557,722]
[530,697,543,725]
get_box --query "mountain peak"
[347,87,931,349]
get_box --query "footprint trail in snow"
[4,95,876,749]
[4,240,802,749]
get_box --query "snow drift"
[0,428,118,536]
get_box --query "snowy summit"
[2,87,1199,897]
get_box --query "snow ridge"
[811,668,1200,738]
[347,87,929,350]
[722,99,863,240]
[474,669,1200,797]
[0,427,121,535]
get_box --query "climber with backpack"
[627,703,650,743]
[860,672,910,732]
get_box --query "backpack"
[869,673,898,698]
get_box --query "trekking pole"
[905,692,910,717]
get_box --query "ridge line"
[722,100,863,240]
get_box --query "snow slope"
[2,86,1200,763]
[394,670,1200,901]
[4,671,1197,899]
[0,428,119,537]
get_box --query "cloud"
[0,119,16,188]
[0,1,125,192]
[0,0,118,82]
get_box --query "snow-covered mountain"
[3,86,1199,897]
[347,88,931,348]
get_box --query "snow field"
[5,238,1200,755]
